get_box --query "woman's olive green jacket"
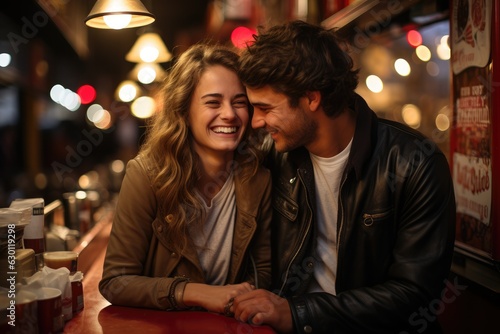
[99,155,272,310]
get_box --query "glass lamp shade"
[126,32,172,63]
[85,0,155,29]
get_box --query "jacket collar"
[233,170,259,220]
[347,93,378,180]
[286,93,378,181]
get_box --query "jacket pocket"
[362,209,394,227]
[273,189,299,222]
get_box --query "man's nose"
[251,109,265,129]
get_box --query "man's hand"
[232,289,294,334]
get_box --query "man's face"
[246,86,317,152]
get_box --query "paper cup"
[71,279,84,314]
[43,251,78,274]
[34,287,63,334]
[0,290,38,334]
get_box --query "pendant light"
[115,80,142,102]
[85,0,155,30]
[129,62,166,84]
[125,32,172,63]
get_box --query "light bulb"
[137,66,156,84]
[131,96,156,118]
[103,14,132,29]
[139,46,159,62]
[118,82,138,102]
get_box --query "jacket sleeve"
[98,158,178,310]
[288,153,456,334]
[249,168,273,289]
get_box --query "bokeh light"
[415,45,431,62]
[231,26,256,49]
[77,84,97,104]
[394,58,411,76]
[406,30,422,47]
[116,80,140,102]
[131,96,156,118]
[366,75,383,93]
[401,104,421,128]
[0,53,11,67]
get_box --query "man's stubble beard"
[275,106,318,153]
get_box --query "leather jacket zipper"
[362,212,387,226]
[337,173,348,251]
[335,172,348,290]
[278,170,313,296]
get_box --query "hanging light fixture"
[129,62,166,84]
[125,32,172,63]
[115,80,142,102]
[85,0,155,30]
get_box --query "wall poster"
[451,0,494,258]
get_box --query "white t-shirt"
[190,172,235,285]
[307,139,352,295]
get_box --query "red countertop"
[63,212,276,334]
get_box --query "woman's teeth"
[213,127,237,133]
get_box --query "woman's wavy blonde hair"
[139,43,264,254]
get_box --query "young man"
[231,21,456,334]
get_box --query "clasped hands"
[183,282,292,332]
[222,285,293,334]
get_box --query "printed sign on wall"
[451,0,491,74]
[451,0,493,255]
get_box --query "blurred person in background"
[99,43,272,314]
[231,21,456,334]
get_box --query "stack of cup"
[0,289,38,333]
[34,287,64,334]
[44,251,82,319]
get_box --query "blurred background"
[2,2,500,332]
[0,0,450,208]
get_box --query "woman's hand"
[182,282,255,313]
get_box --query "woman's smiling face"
[188,65,249,160]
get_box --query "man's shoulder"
[376,119,446,163]
[378,118,426,138]
[378,119,437,145]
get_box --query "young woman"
[99,43,272,315]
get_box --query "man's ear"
[306,91,321,112]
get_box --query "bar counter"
[63,210,276,334]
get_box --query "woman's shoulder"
[125,154,157,182]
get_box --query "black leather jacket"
[265,94,456,334]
